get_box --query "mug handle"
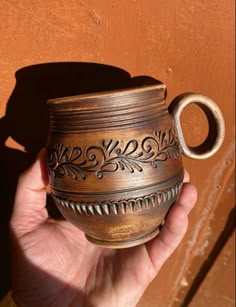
[168,93,225,159]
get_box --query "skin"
[10,149,197,307]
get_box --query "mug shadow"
[0,61,161,298]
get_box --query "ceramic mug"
[47,84,224,248]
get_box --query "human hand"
[10,149,197,307]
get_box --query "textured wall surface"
[0,0,234,305]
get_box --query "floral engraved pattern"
[48,129,180,180]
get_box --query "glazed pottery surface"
[47,84,224,248]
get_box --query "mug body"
[47,84,184,248]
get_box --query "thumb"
[10,148,49,236]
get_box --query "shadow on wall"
[0,62,161,298]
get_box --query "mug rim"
[47,84,166,105]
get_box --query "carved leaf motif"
[68,147,82,162]
[121,140,138,156]
[47,128,180,180]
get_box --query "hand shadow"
[0,62,161,298]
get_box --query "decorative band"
[52,181,182,216]
[48,128,181,180]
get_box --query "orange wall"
[0,0,234,304]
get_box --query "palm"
[13,218,156,307]
[10,151,197,307]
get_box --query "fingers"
[10,149,49,235]
[147,182,197,272]
[177,182,197,215]
[183,169,190,183]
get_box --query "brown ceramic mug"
[47,84,225,248]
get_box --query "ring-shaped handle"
[168,93,225,159]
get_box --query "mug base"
[85,225,160,249]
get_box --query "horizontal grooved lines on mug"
[49,105,167,125]
[49,113,170,133]
[49,98,165,119]
[50,171,184,196]
[49,107,167,126]
[48,87,165,106]
[51,97,165,117]
[52,181,182,216]
[49,111,168,131]
[49,98,167,131]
